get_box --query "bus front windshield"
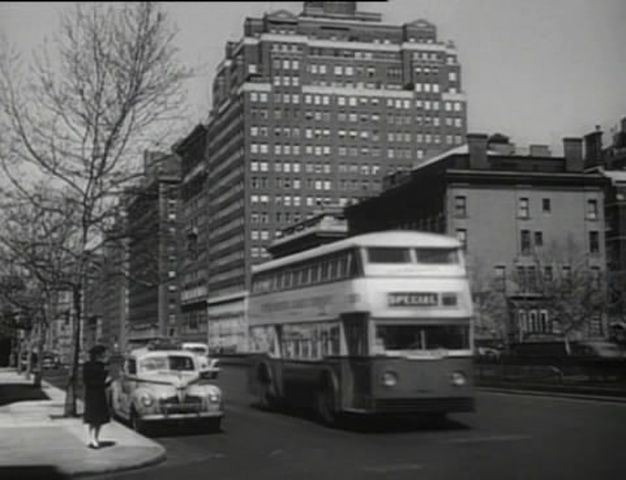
[374,324,470,354]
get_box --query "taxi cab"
[110,346,223,433]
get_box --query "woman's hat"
[89,345,107,357]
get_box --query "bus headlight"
[382,371,398,387]
[139,393,154,407]
[450,371,466,387]
[208,392,221,403]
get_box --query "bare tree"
[510,236,606,354]
[0,189,78,387]
[468,261,508,342]
[0,2,191,416]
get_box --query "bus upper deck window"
[415,248,459,264]
[366,247,411,263]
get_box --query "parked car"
[181,342,221,379]
[109,346,224,433]
[19,351,39,372]
[476,346,502,360]
[570,341,626,359]
[41,352,61,369]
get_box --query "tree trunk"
[33,321,46,388]
[15,338,23,373]
[24,332,33,380]
[64,286,82,417]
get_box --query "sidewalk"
[0,368,166,478]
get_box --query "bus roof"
[253,230,461,274]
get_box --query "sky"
[1,0,625,154]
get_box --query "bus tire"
[256,364,277,411]
[316,374,339,427]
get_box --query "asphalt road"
[45,365,626,480]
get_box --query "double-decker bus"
[247,231,474,425]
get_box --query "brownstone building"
[583,117,626,337]
[346,134,608,344]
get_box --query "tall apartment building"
[126,152,181,345]
[174,124,210,343]
[204,1,466,352]
[100,214,130,353]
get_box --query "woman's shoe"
[88,443,99,449]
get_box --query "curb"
[478,386,626,403]
[40,378,168,477]
[72,448,167,479]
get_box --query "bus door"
[341,313,370,409]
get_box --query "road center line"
[443,434,532,444]
[362,463,423,474]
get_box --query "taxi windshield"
[139,355,195,372]
[185,347,208,356]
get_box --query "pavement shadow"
[253,402,471,434]
[0,465,69,479]
[96,440,117,448]
[148,422,224,438]
[0,383,50,407]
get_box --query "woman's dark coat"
[82,360,111,426]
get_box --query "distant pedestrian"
[82,345,111,449]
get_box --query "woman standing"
[82,345,111,449]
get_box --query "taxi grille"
[159,395,203,414]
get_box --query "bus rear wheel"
[316,384,339,427]
[256,365,278,410]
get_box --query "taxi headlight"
[139,393,154,407]
[381,371,398,387]
[450,371,466,386]
[208,392,221,403]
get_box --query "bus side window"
[328,258,337,280]
[321,260,329,281]
[311,263,320,284]
[337,254,348,279]
[347,249,360,278]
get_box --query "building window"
[587,199,598,220]
[518,197,529,219]
[494,266,506,291]
[539,310,549,333]
[534,231,543,247]
[562,265,571,281]
[454,195,467,217]
[591,267,601,289]
[544,265,553,282]
[589,231,600,254]
[521,230,531,255]
[542,198,551,213]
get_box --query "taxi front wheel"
[205,417,222,432]
[130,408,147,434]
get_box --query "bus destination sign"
[388,292,438,307]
